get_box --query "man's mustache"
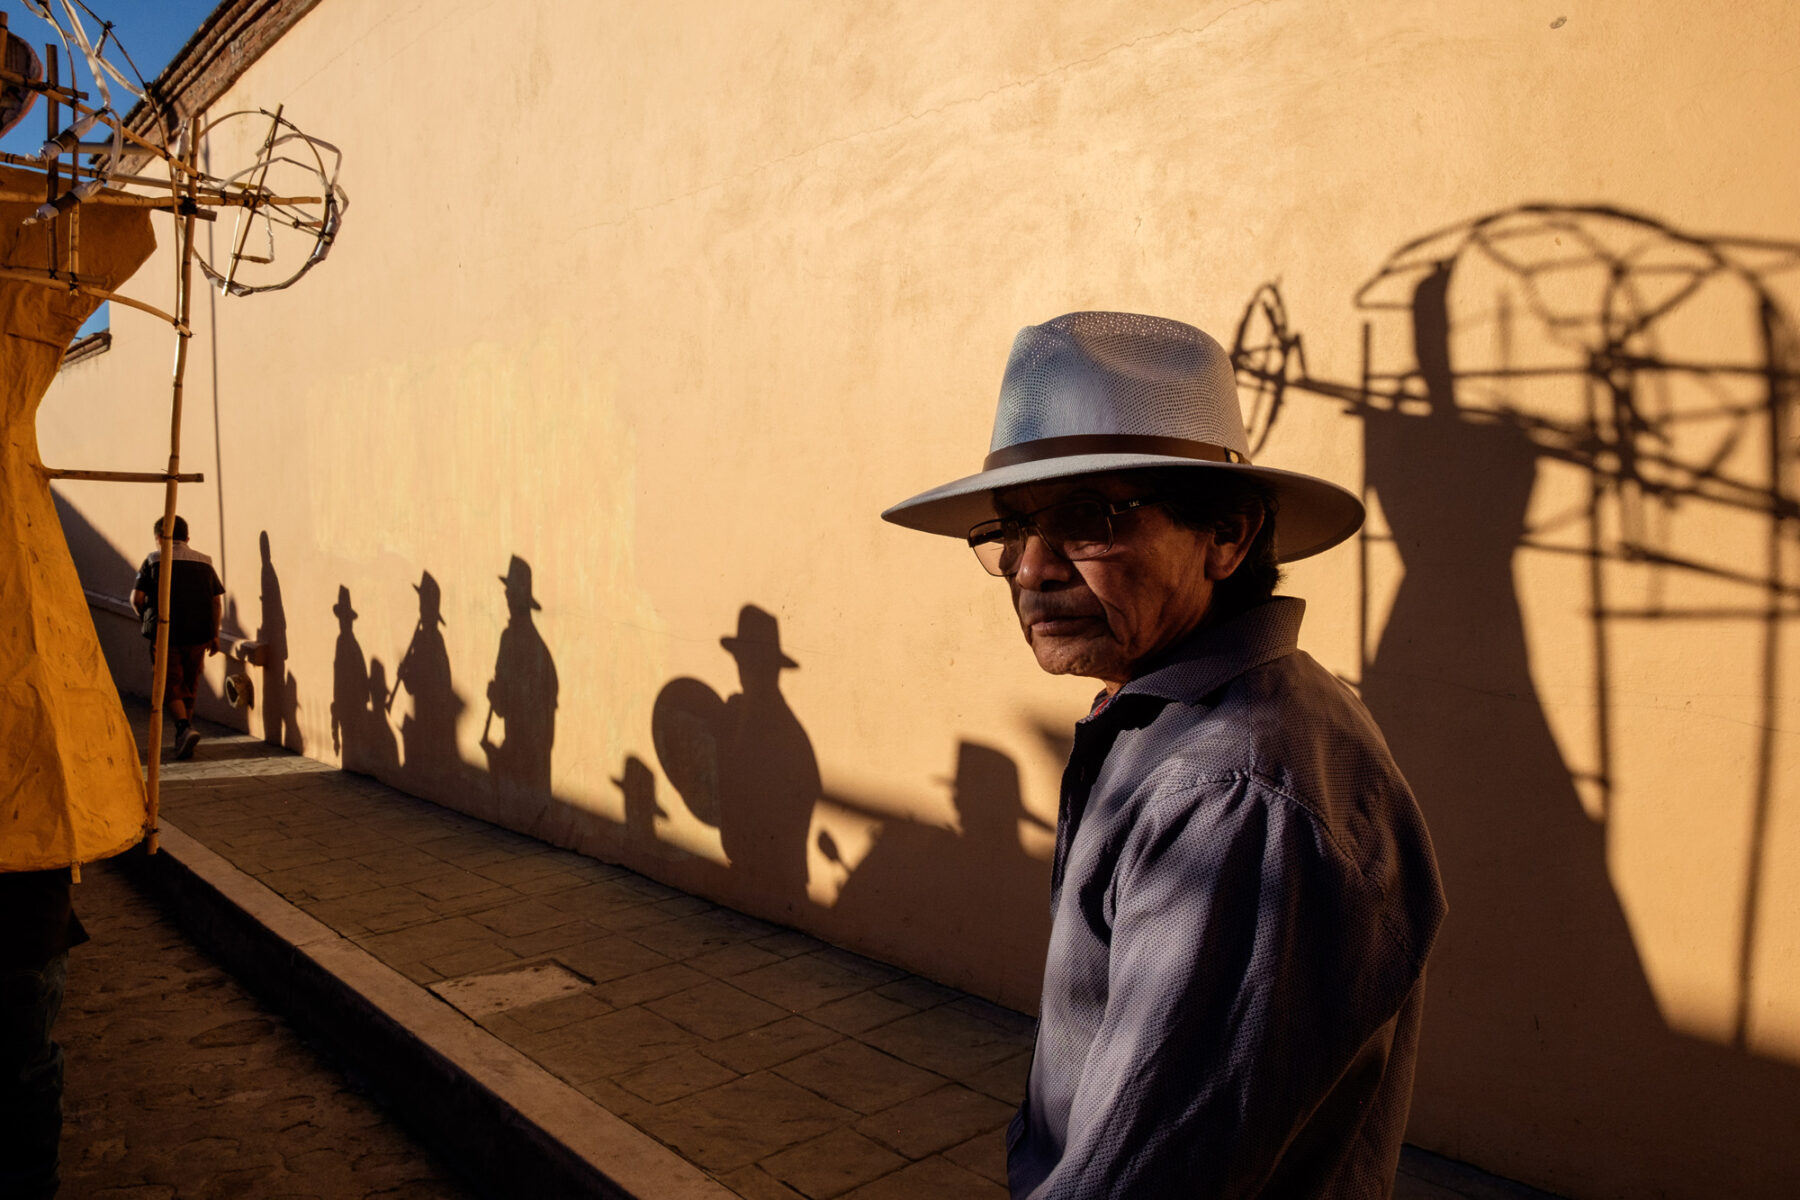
[1018,598,1103,624]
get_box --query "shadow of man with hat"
[827,740,1050,997]
[715,605,820,918]
[391,569,466,784]
[481,556,558,806]
[612,754,669,849]
[328,584,371,772]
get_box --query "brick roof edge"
[121,0,324,166]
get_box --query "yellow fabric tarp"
[1,166,156,869]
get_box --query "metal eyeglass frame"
[967,496,1164,577]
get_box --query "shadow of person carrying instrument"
[1230,204,1800,1196]
[388,568,467,792]
[480,555,559,813]
[324,558,557,830]
[647,606,1051,1002]
[650,605,820,923]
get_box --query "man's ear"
[1203,507,1264,582]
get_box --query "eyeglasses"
[967,496,1163,577]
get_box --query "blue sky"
[2,0,222,156]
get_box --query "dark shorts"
[151,643,208,707]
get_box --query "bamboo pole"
[224,106,282,293]
[0,182,318,210]
[43,45,57,276]
[0,65,178,162]
[0,63,85,103]
[0,267,186,328]
[45,469,204,483]
[144,118,202,855]
[67,191,78,282]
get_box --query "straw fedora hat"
[881,311,1364,561]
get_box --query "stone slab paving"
[138,724,1020,1199]
[129,708,1559,1200]
[59,854,476,1199]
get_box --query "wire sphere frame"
[193,107,347,297]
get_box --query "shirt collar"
[1108,596,1306,709]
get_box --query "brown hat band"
[983,434,1246,472]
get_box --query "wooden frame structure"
[2,1,345,858]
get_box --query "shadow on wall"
[329,560,646,880]
[481,556,558,813]
[255,531,302,752]
[329,583,374,771]
[646,605,1052,1001]
[652,605,820,919]
[1230,205,1800,1197]
[388,568,465,792]
[330,557,557,828]
[323,566,1051,1006]
[824,739,1052,976]
[51,491,137,602]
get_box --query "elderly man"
[883,312,1445,1198]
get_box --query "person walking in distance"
[132,516,224,761]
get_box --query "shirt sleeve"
[1025,773,1413,1199]
[133,556,154,596]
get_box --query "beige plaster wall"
[35,2,1799,1195]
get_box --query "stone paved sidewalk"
[141,722,1025,1199]
[61,855,477,1199]
[130,708,1558,1200]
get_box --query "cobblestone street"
[56,855,476,1200]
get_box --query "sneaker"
[174,729,202,760]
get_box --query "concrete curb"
[122,820,733,1200]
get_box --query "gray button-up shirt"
[1008,597,1445,1198]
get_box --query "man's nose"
[1012,530,1073,589]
